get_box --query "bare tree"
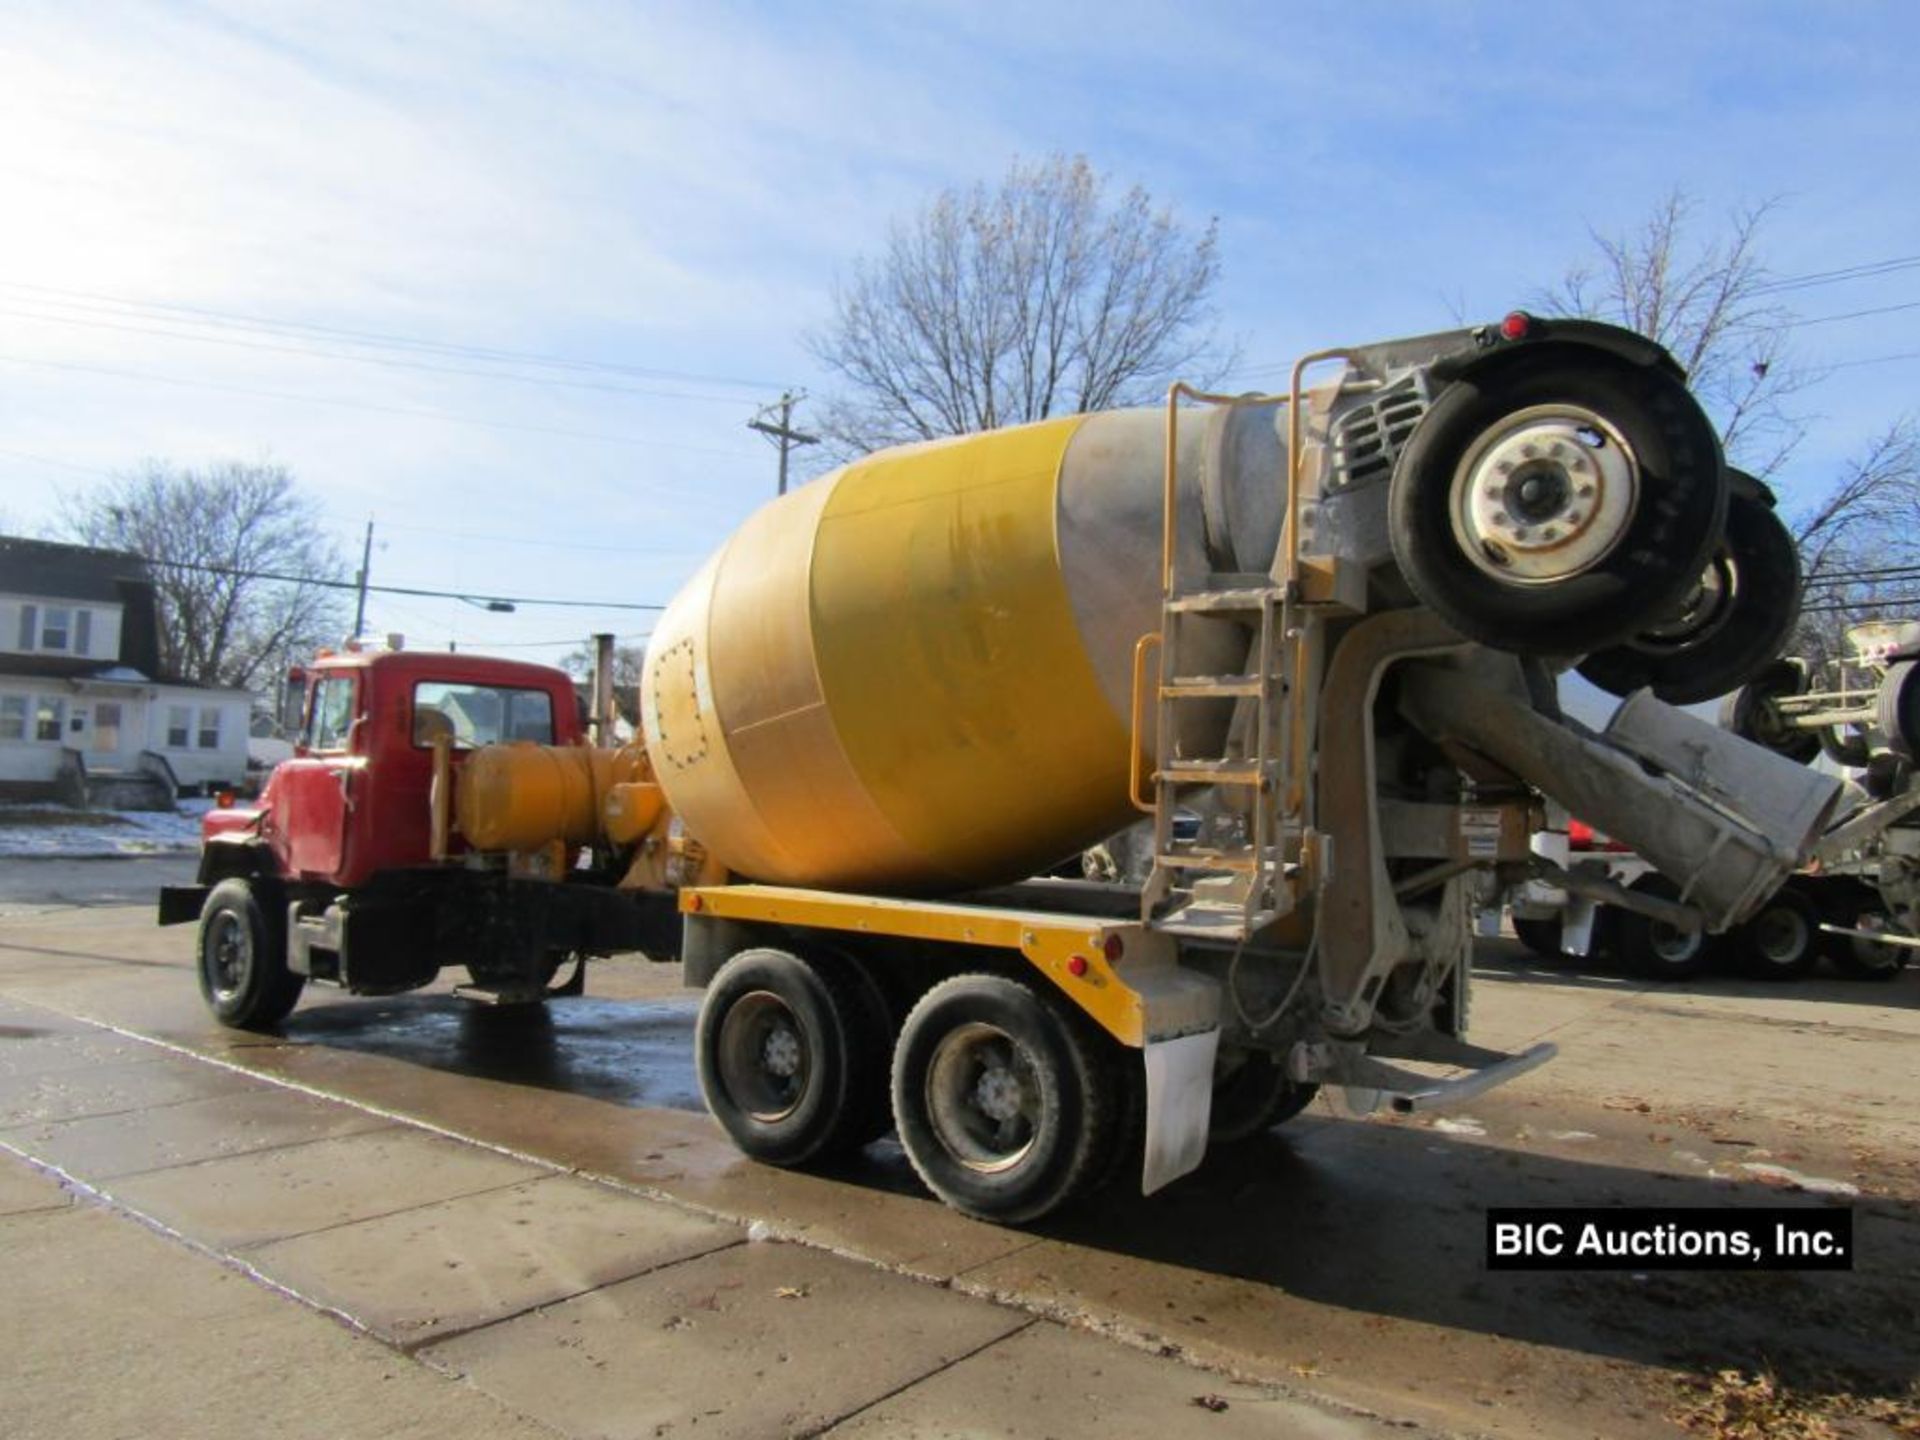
[1790,420,1920,658]
[808,154,1230,459]
[1533,189,1814,477]
[560,641,647,724]
[62,461,346,690]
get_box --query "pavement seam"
[0,1112,406,1185]
[398,1235,751,1356]
[796,1315,1041,1438]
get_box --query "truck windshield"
[412,681,555,749]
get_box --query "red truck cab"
[237,648,583,888]
[158,646,658,1030]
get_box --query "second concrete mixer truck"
[162,312,1843,1223]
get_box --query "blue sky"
[2,0,1916,665]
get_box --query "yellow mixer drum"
[641,407,1286,892]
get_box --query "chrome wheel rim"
[1451,405,1639,585]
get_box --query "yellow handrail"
[1128,631,1162,814]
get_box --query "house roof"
[0,534,167,679]
[0,536,151,604]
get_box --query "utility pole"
[351,518,374,639]
[748,391,819,496]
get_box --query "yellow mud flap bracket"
[680,884,1222,1193]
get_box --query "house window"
[197,706,221,749]
[34,697,65,742]
[10,605,91,654]
[0,695,24,741]
[167,705,191,748]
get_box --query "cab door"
[276,672,359,880]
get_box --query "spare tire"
[1389,351,1727,656]
[1577,482,1801,703]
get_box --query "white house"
[0,537,253,801]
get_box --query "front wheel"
[197,878,304,1030]
[891,974,1120,1224]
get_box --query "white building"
[0,537,253,803]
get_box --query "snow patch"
[0,801,211,859]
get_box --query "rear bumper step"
[1290,1037,1557,1116]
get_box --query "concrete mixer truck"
[161,312,1845,1223]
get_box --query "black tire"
[1511,915,1565,958]
[1208,1047,1318,1145]
[1819,723,1871,769]
[891,973,1119,1224]
[1576,485,1801,703]
[1876,660,1920,758]
[1719,659,1820,764]
[1388,352,1726,656]
[197,877,304,1030]
[1823,893,1911,981]
[1737,883,1821,980]
[1612,874,1718,980]
[695,947,891,1168]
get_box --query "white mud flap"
[1141,1028,1219,1195]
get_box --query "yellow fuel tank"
[641,406,1288,892]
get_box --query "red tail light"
[1500,310,1534,341]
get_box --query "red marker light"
[215,790,235,809]
[687,894,705,912]
[1066,954,1090,978]
[1102,934,1124,962]
[1500,311,1534,341]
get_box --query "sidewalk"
[0,993,1390,1440]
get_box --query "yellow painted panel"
[810,418,1134,885]
[683,883,1146,1044]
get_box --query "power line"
[0,351,763,459]
[1780,298,1920,329]
[0,301,773,407]
[1749,254,1920,297]
[0,280,786,392]
[142,556,666,611]
[1825,350,1920,372]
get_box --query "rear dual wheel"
[891,974,1122,1225]
[1736,883,1821,981]
[695,948,892,1166]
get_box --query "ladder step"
[1163,674,1265,698]
[1160,760,1269,786]
[1155,852,1260,873]
[1165,587,1284,614]
[1153,901,1280,941]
